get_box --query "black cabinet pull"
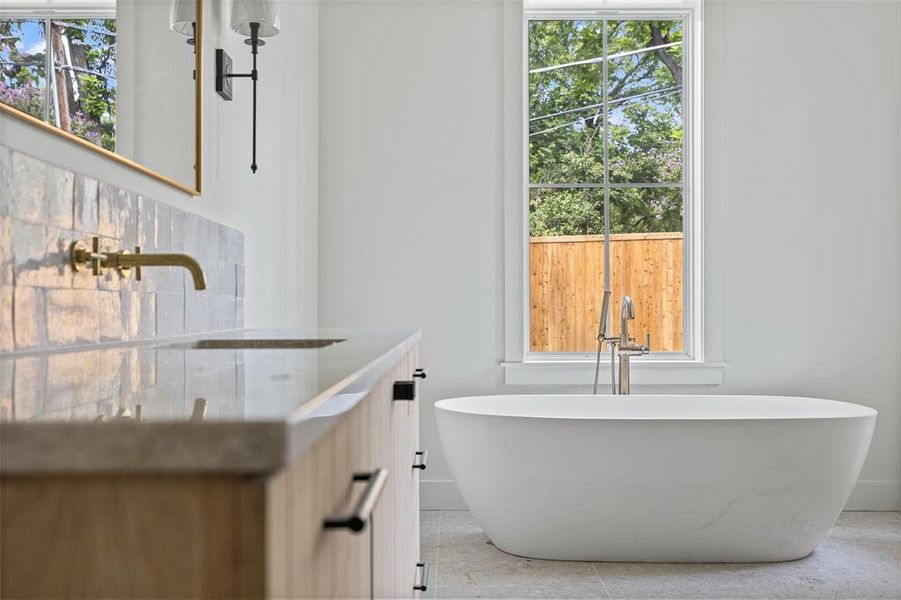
[413,368,428,379]
[412,450,428,470]
[414,561,430,592]
[393,380,416,401]
[323,468,389,533]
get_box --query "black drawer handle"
[323,468,389,533]
[413,368,428,379]
[412,450,428,470]
[414,561,430,592]
[393,380,416,401]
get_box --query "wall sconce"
[216,0,280,174]
[169,0,197,47]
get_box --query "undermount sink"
[161,339,345,350]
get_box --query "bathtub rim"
[433,394,878,421]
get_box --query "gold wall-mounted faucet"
[70,237,207,290]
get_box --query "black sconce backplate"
[215,49,234,101]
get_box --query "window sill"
[501,359,725,386]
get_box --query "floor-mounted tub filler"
[435,395,876,563]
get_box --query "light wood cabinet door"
[1,476,265,599]
[373,347,422,599]
[270,400,376,599]
[270,346,421,600]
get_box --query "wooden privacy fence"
[530,232,684,353]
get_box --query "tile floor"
[420,510,901,600]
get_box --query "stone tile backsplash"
[0,144,244,354]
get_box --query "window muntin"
[528,16,687,355]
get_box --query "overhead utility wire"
[529,89,680,137]
[530,86,680,123]
[56,64,114,80]
[529,41,681,75]
[530,101,604,123]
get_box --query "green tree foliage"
[57,19,117,151]
[0,18,116,151]
[0,20,47,119]
[529,188,605,236]
[529,19,684,237]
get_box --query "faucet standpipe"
[614,296,651,395]
[593,295,652,395]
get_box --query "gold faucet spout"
[115,251,207,290]
[70,238,208,290]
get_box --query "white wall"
[701,0,901,510]
[319,0,509,508]
[318,0,901,510]
[0,0,320,330]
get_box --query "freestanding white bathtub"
[435,395,876,563]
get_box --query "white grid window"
[525,7,700,360]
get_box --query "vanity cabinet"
[0,346,423,599]
[267,348,422,599]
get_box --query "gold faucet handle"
[190,398,207,422]
[134,246,142,281]
[90,237,106,275]
[70,237,108,276]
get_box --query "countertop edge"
[1,330,422,477]
[281,329,423,467]
[0,421,286,475]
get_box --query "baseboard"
[845,480,901,511]
[422,479,901,512]
[421,479,467,510]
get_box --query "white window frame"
[502,0,723,386]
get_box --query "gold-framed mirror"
[0,0,202,195]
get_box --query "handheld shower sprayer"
[593,290,614,394]
[599,290,611,340]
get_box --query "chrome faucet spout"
[620,296,635,346]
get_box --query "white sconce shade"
[169,0,196,36]
[230,0,280,38]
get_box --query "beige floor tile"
[424,510,901,600]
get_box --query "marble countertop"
[0,329,421,475]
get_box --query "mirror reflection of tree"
[0,20,47,120]
[0,17,116,151]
